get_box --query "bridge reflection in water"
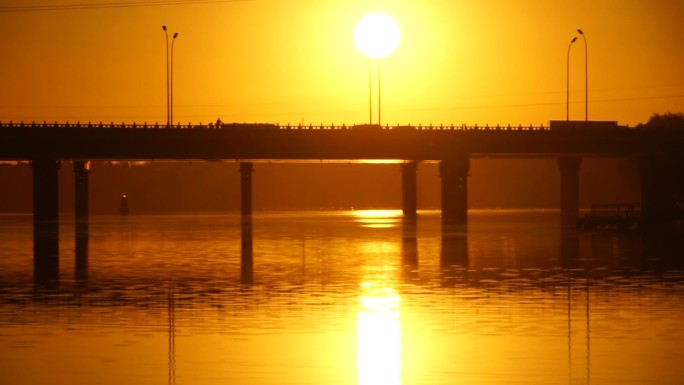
[26,209,681,289]
[6,210,682,385]
[31,210,684,289]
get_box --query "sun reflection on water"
[357,283,401,385]
[352,209,402,229]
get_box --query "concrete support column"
[73,161,89,221]
[240,162,253,216]
[31,159,61,285]
[73,161,90,281]
[439,155,470,229]
[401,162,418,219]
[557,156,582,233]
[640,155,683,229]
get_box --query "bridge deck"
[1,121,681,161]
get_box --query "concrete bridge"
[2,119,683,283]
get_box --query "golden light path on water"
[357,283,401,385]
[353,209,403,229]
[351,209,403,384]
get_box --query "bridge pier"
[240,162,253,216]
[640,154,684,229]
[439,155,469,230]
[31,159,61,285]
[73,161,90,281]
[401,162,418,219]
[557,156,582,232]
[74,161,89,220]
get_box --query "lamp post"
[163,26,169,126]
[367,60,372,124]
[577,29,587,122]
[162,26,179,127]
[170,31,178,127]
[377,61,382,126]
[566,37,577,121]
[353,12,400,126]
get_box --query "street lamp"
[170,31,178,127]
[566,37,577,121]
[577,29,587,122]
[353,12,400,126]
[162,26,179,127]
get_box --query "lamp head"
[162,25,167,31]
[577,29,584,35]
[173,32,178,38]
[571,37,578,43]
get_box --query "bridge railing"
[0,121,201,129]
[0,120,551,131]
[276,123,550,131]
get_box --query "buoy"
[119,194,129,215]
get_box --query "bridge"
[0,120,659,160]
[2,119,684,283]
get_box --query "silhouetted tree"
[637,112,684,129]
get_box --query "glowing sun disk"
[353,12,401,59]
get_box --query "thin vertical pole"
[163,26,170,127]
[584,38,588,123]
[377,60,381,126]
[368,60,372,125]
[566,37,576,121]
[170,33,178,127]
[578,29,588,122]
[584,36,587,122]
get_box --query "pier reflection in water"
[1,210,683,385]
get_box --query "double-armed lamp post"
[162,26,179,127]
[577,29,588,122]
[566,29,588,122]
[566,36,577,121]
[353,12,400,126]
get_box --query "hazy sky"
[1,0,682,127]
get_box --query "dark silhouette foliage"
[638,112,684,129]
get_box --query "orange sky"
[0,0,682,127]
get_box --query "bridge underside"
[28,154,611,284]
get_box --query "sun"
[353,11,401,59]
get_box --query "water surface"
[0,210,683,385]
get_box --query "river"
[0,210,683,385]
